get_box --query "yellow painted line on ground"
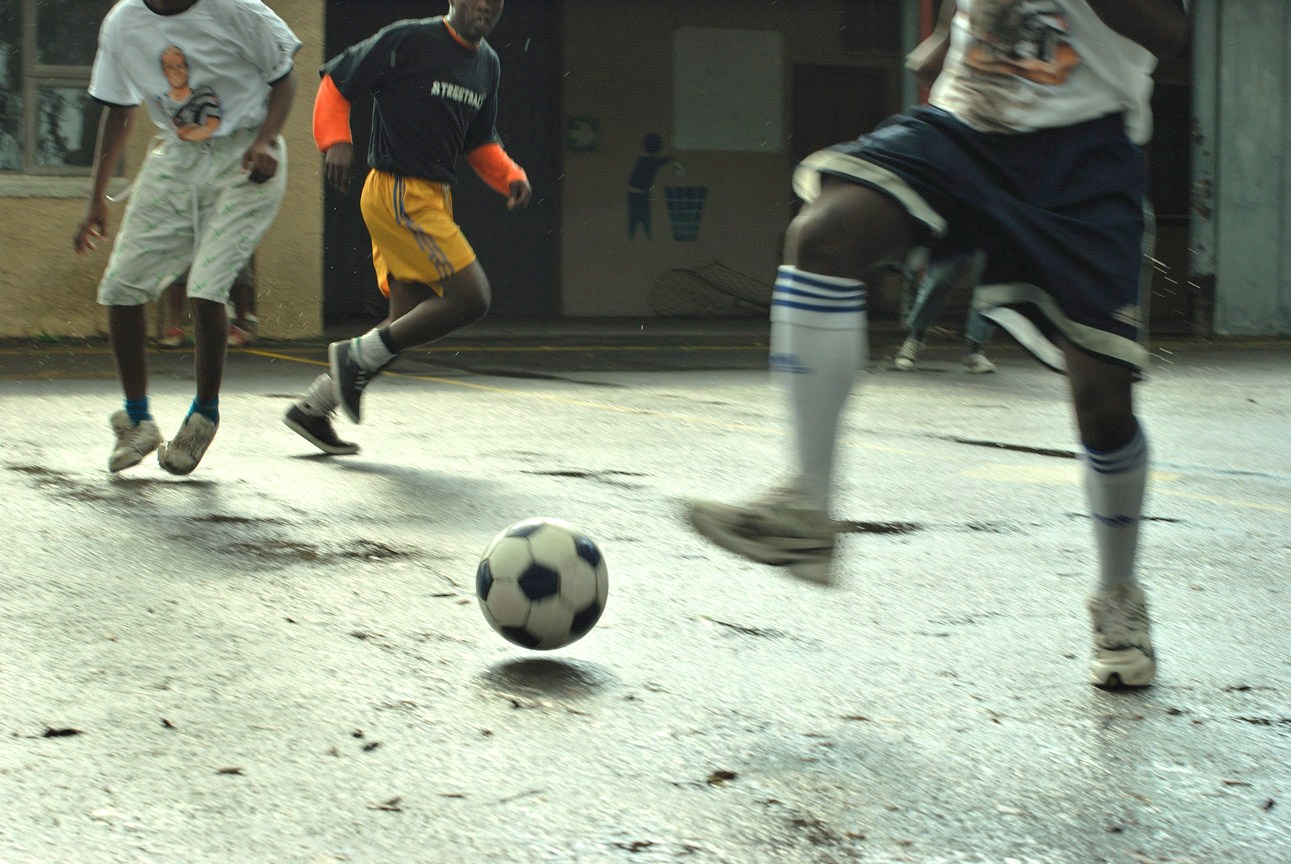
[0,370,116,381]
[245,349,1289,515]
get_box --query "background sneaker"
[157,327,188,349]
[894,336,921,371]
[284,405,359,455]
[963,352,996,374]
[158,413,218,475]
[1089,583,1156,688]
[687,484,835,585]
[109,411,162,472]
[228,322,256,347]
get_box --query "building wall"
[1193,0,1291,336]
[558,0,903,317]
[0,0,324,341]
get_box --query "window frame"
[11,0,103,177]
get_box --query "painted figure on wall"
[627,132,681,240]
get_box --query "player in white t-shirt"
[688,0,1189,690]
[72,0,301,476]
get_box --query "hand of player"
[325,143,355,194]
[242,138,280,184]
[73,197,110,255]
[507,178,532,211]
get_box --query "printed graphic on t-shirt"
[964,0,1080,88]
[155,45,223,142]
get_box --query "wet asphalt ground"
[1,321,1288,864]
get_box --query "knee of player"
[792,217,860,277]
[1070,385,1134,438]
[456,280,491,323]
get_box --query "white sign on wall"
[672,27,784,152]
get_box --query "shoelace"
[1093,595,1150,649]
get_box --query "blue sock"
[125,397,151,425]
[189,397,219,424]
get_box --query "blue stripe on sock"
[771,297,867,314]
[125,397,151,424]
[1085,428,1147,475]
[189,398,219,424]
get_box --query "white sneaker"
[109,410,162,473]
[687,483,836,585]
[1088,584,1156,688]
[963,352,996,374]
[894,336,921,371]
[157,413,218,475]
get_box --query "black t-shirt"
[323,17,501,184]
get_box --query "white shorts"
[97,127,286,306]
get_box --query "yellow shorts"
[360,169,477,297]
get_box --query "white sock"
[770,266,867,512]
[1083,424,1148,591]
[355,328,396,372]
[296,373,339,416]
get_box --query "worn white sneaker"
[963,352,996,374]
[687,484,836,585]
[157,413,218,475]
[109,410,162,473]
[1089,584,1156,688]
[894,336,921,371]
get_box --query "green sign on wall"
[566,117,600,152]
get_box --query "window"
[0,0,116,175]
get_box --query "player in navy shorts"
[688,0,1190,689]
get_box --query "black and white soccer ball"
[476,517,608,650]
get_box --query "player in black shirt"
[284,0,531,455]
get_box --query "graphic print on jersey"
[965,0,1080,87]
[155,45,223,142]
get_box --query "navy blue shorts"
[793,106,1149,370]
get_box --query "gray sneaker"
[157,413,218,475]
[109,410,162,473]
[894,336,921,371]
[963,352,997,374]
[1089,583,1156,688]
[687,483,836,585]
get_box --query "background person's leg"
[229,256,258,346]
[159,279,189,348]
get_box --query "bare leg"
[385,261,491,349]
[1063,342,1136,451]
[190,297,228,403]
[108,304,149,400]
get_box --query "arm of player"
[905,0,958,89]
[73,104,134,255]
[1085,0,1189,57]
[467,143,532,211]
[243,69,297,184]
[312,73,356,193]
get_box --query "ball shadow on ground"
[479,657,616,700]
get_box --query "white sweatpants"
[97,127,286,306]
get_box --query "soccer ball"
[476,517,609,650]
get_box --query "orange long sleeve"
[312,74,352,152]
[467,142,527,197]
